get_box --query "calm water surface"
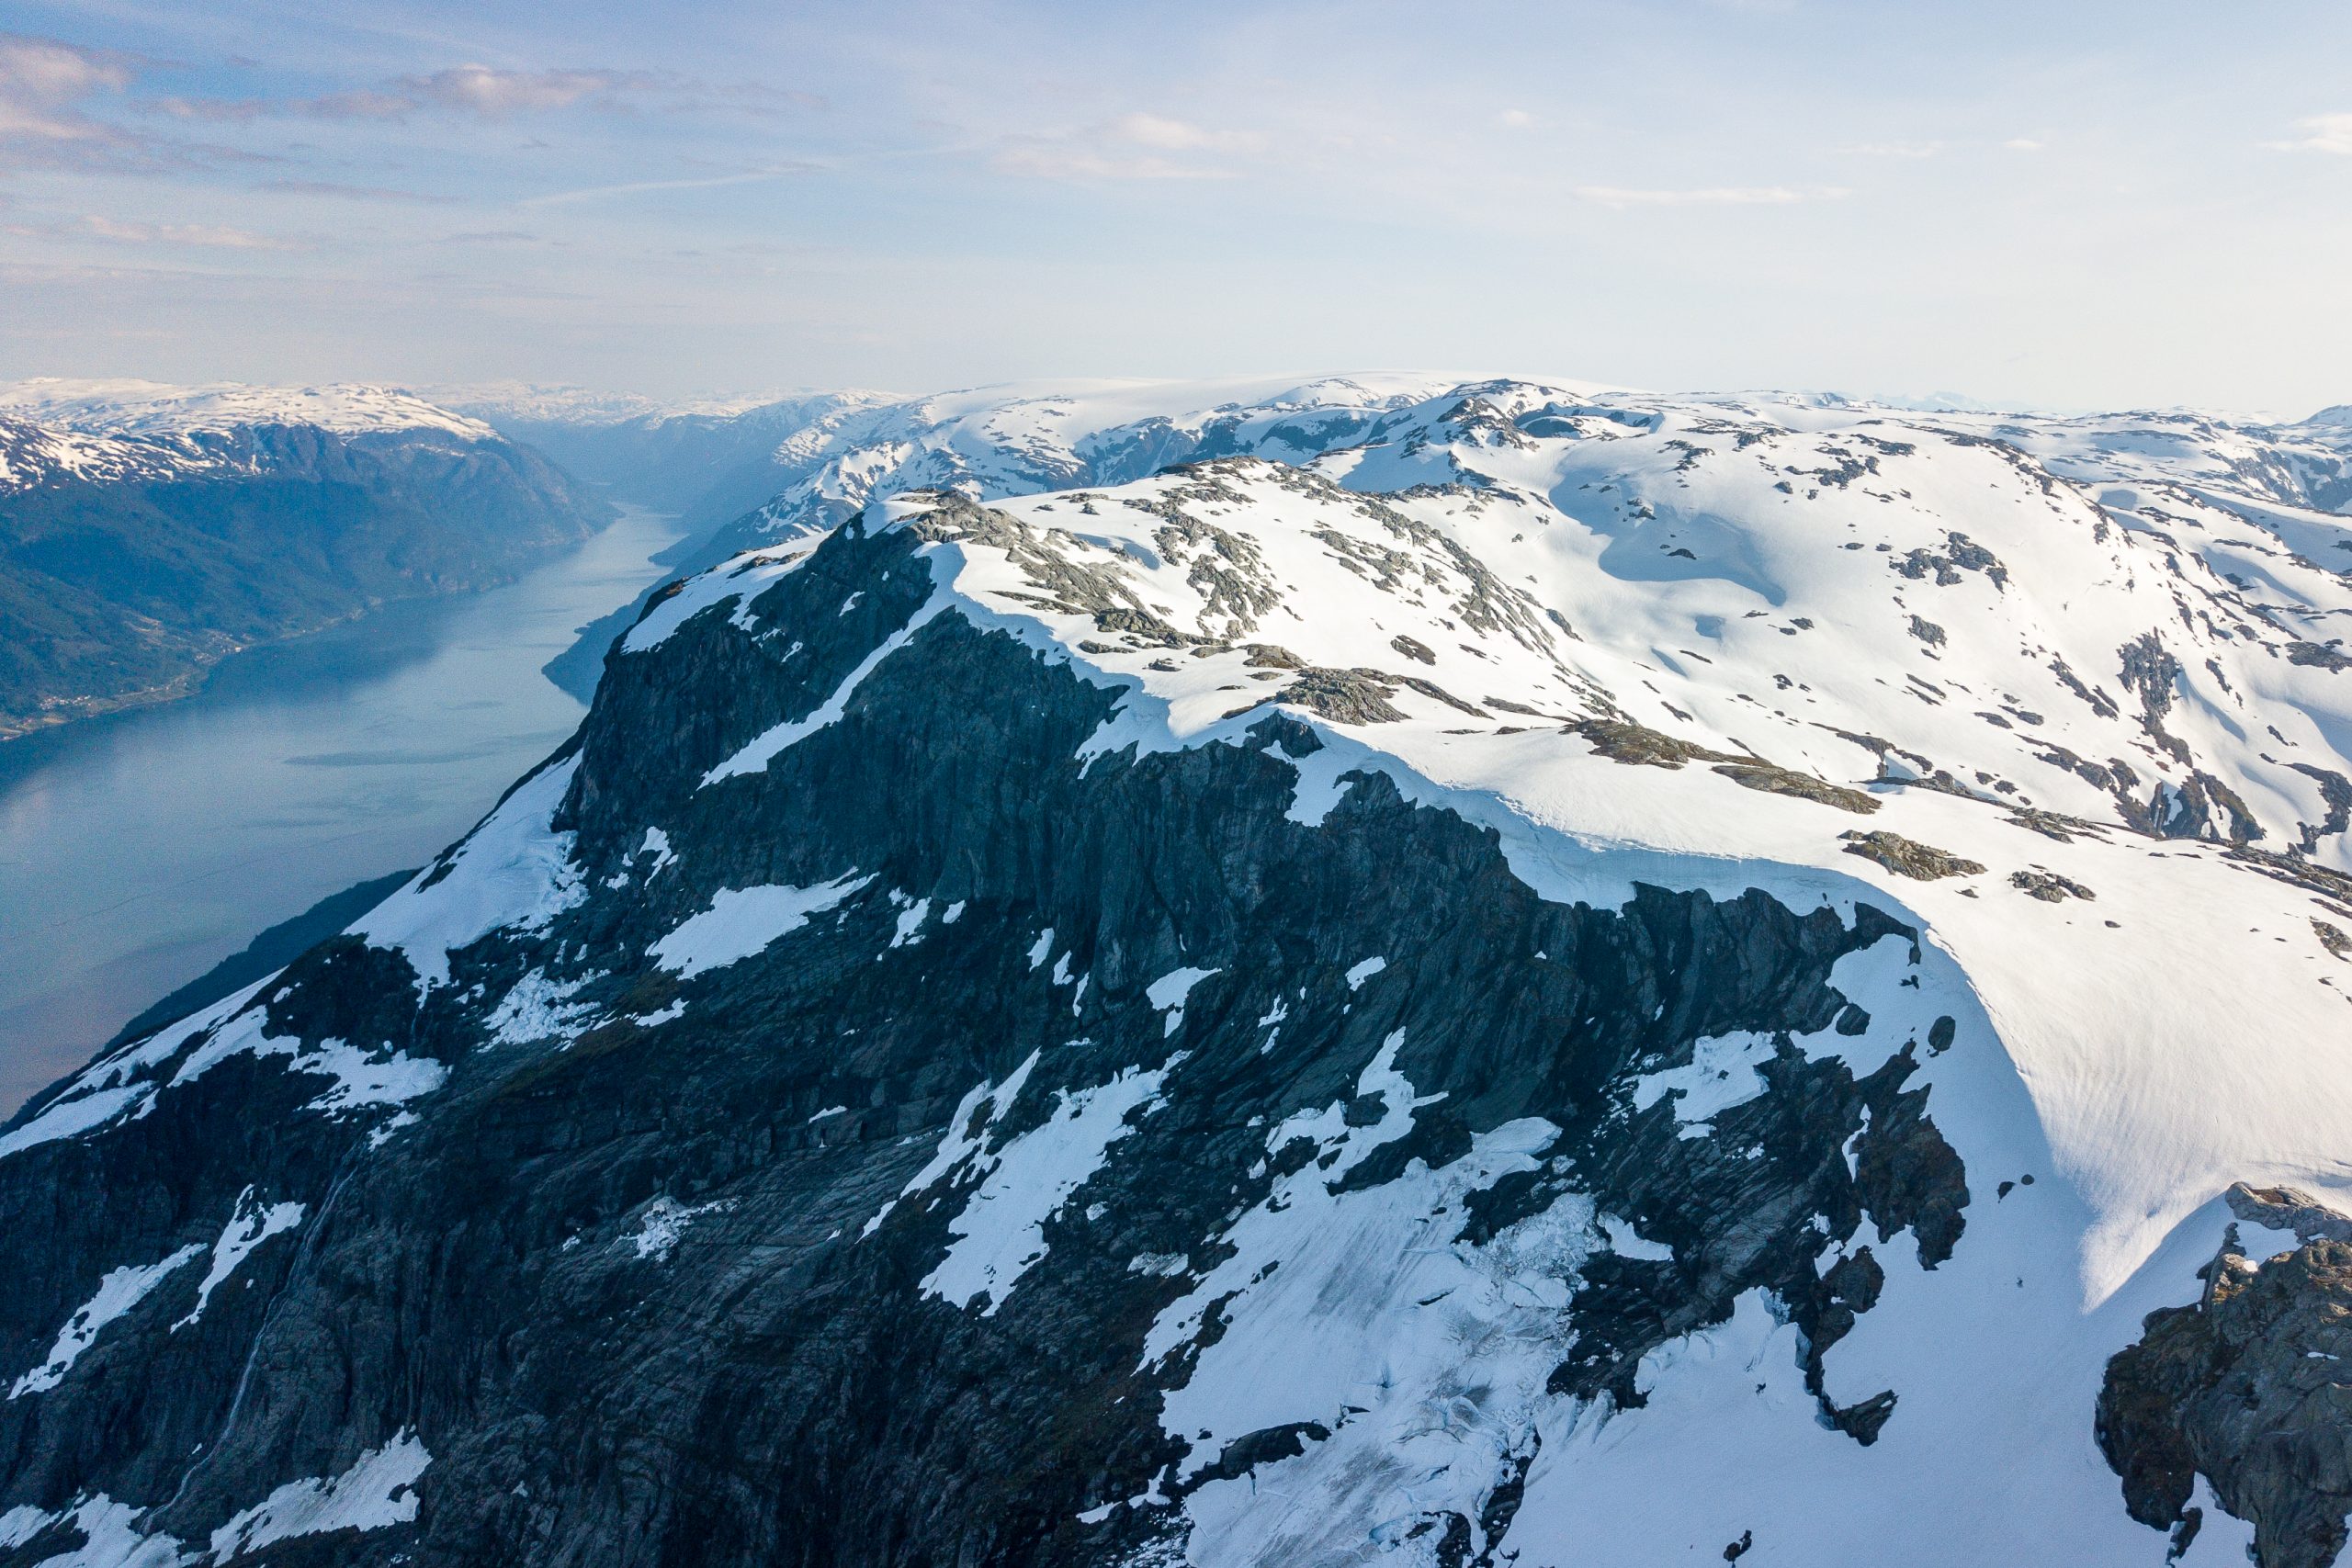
[0,503,684,1114]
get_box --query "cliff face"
[0,504,1973,1565]
[6,408,2352,1564]
[0,416,608,737]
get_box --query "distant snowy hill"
[428,382,894,527]
[5,373,2352,1567]
[0,380,608,738]
[0,379,500,442]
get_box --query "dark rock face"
[2,511,1978,1565]
[2099,1197,2352,1568]
[0,423,608,737]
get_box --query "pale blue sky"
[2,0,2347,413]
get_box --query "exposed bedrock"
[4,514,1976,1566]
[2100,1184,2352,1568]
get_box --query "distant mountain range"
[425,381,893,530]
[0,379,611,739]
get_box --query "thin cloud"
[1108,112,1258,154]
[0,32,150,172]
[75,213,295,248]
[520,163,818,206]
[993,112,1259,181]
[1573,184,1836,208]
[155,65,817,125]
[2266,112,2352,155]
[1840,140,1941,158]
[259,177,461,204]
[1,32,289,175]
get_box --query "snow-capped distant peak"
[0,378,497,441]
[422,381,899,429]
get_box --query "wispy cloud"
[520,163,818,206]
[1573,184,1838,208]
[992,112,1259,180]
[259,177,460,204]
[2266,112,2352,154]
[0,32,150,172]
[155,65,817,125]
[6,212,298,248]
[0,32,288,175]
[2004,138,2044,152]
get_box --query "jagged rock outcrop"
[2100,1187,2352,1568]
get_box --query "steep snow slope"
[5,375,2352,1568]
[881,432,2352,1277]
[711,377,2352,871]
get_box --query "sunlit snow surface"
[662,376,2352,1563]
[0,377,509,495]
[15,375,2352,1564]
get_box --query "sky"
[0,0,2347,415]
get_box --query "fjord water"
[0,503,684,1116]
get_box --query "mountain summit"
[4,377,2352,1567]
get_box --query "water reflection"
[0,503,684,1114]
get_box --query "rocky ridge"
[4,377,2352,1563]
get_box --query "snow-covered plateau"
[4,374,2352,1567]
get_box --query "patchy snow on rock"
[207,1430,432,1562]
[700,595,946,784]
[888,897,933,948]
[0,1495,176,1567]
[175,1187,306,1331]
[1145,966,1218,1038]
[159,1010,448,1122]
[0,1083,155,1167]
[649,873,875,978]
[623,1197,736,1262]
[353,758,586,988]
[1142,1032,1581,1559]
[483,969,602,1048]
[622,545,815,653]
[0,378,494,440]
[1595,1212,1675,1261]
[11,1244,203,1398]
[862,1051,1041,1239]
[922,1057,1180,1315]
[1634,1030,1781,1136]
[0,1506,47,1550]
[1343,955,1386,991]
[0,977,285,1166]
